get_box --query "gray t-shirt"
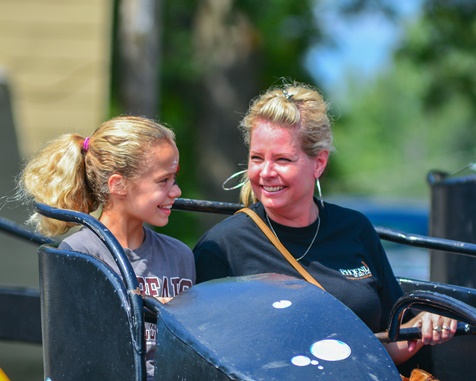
[60,226,196,380]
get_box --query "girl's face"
[247,120,328,226]
[123,141,181,227]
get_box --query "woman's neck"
[265,200,319,227]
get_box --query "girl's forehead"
[141,141,179,168]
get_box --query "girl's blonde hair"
[238,81,335,206]
[17,116,175,236]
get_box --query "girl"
[18,115,195,380]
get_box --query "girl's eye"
[159,177,171,184]
[159,174,178,185]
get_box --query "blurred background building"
[1,1,111,379]
[0,0,112,158]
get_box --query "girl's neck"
[99,211,145,250]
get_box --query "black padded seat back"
[39,245,145,381]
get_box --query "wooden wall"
[0,0,113,158]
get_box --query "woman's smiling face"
[247,120,328,226]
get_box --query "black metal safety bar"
[172,198,476,257]
[378,291,476,343]
[2,198,476,259]
[2,199,476,350]
[0,216,57,245]
[33,203,138,294]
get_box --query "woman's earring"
[316,178,324,208]
[222,169,248,191]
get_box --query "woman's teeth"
[263,186,283,192]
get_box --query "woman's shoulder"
[324,201,367,216]
[206,209,251,232]
[323,201,374,227]
[194,206,258,250]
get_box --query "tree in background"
[398,1,476,110]
[327,0,476,198]
[115,0,162,119]
[112,0,326,243]
[111,0,475,244]
[160,1,321,202]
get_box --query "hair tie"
[282,89,294,100]
[82,137,91,152]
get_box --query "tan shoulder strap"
[236,208,325,290]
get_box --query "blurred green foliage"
[109,0,476,247]
[328,0,476,198]
[157,1,322,245]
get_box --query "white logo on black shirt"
[339,262,372,280]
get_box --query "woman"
[193,81,455,365]
[17,115,196,380]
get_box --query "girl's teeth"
[264,186,283,192]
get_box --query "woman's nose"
[260,161,276,178]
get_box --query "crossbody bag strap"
[236,208,325,290]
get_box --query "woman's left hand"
[408,312,457,351]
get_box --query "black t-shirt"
[193,200,403,332]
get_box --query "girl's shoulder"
[144,226,192,252]
[59,227,101,250]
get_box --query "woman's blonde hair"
[239,81,335,206]
[17,116,175,236]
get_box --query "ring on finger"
[433,326,442,333]
[442,325,451,331]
